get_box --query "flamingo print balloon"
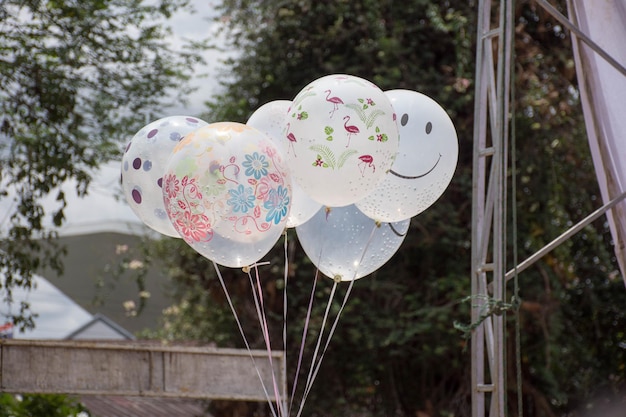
[285,74,399,207]
[356,90,459,222]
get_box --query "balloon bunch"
[121,74,458,279]
[120,74,458,417]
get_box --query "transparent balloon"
[285,74,399,207]
[356,90,459,222]
[296,205,409,281]
[162,122,291,268]
[121,115,209,237]
[247,100,322,227]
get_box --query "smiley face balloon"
[356,90,458,222]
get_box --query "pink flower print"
[256,176,273,200]
[176,211,212,243]
[366,98,374,106]
[377,134,384,142]
[269,173,281,183]
[163,173,180,199]
[185,177,202,200]
[265,146,276,158]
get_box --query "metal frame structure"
[471,0,513,416]
[471,1,626,417]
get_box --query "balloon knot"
[242,265,251,273]
[333,274,342,283]
[374,220,382,228]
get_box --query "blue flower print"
[264,185,290,225]
[228,184,255,213]
[242,152,269,180]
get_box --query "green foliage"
[0,0,205,328]
[203,0,475,123]
[0,394,89,417]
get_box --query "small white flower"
[128,259,144,270]
[115,244,129,255]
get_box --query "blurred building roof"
[79,395,210,417]
[65,313,136,341]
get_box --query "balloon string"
[282,231,289,416]
[247,265,284,417]
[295,222,379,417]
[211,261,279,417]
[298,277,355,416]
[292,227,333,417]
[294,280,338,417]
[288,267,320,416]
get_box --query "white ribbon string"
[211,261,279,417]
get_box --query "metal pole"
[471,1,513,416]
[471,2,491,417]
[505,191,626,280]
[534,0,626,77]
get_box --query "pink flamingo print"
[285,123,297,156]
[343,115,360,148]
[358,155,375,177]
[325,89,344,118]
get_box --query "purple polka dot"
[125,142,132,153]
[123,161,129,171]
[157,177,163,188]
[143,160,152,171]
[132,188,142,204]
[186,117,199,124]
[154,208,167,219]
[147,129,158,138]
[169,132,181,141]
[133,158,142,169]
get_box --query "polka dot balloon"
[121,115,209,237]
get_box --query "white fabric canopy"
[569,0,626,285]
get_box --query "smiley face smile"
[389,153,442,179]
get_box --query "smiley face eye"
[401,113,409,127]
[426,121,432,134]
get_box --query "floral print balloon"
[162,122,291,268]
[247,99,322,227]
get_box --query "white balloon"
[247,100,322,227]
[296,205,409,281]
[121,115,209,237]
[356,90,459,222]
[285,74,399,207]
[247,100,293,144]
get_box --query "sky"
[2,0,230,339]
[162,0,231,117]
